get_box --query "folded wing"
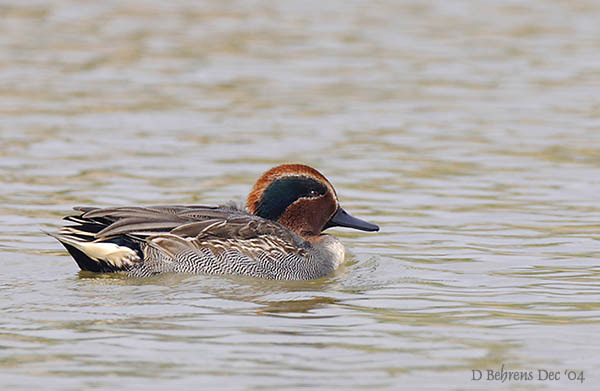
[53,204,308,277]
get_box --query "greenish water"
[1,1,600,390]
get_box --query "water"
[1,0,600,389]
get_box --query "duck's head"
[246,164,379,240]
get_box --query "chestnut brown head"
[247,164,379,239]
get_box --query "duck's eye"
[309,190,319,197]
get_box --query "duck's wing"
[148,213,306,252]
[53,205,242,272]
[55,205,308,276]
[70,205,235,238]
[73,204,301,244]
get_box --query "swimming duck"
[50,164,379,280]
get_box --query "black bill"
[324,207,379,232]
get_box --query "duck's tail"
[48,227,142,273]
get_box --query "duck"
[50,164,379,280]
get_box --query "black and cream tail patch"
[48,229,141,272]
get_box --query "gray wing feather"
[70,205,304,246]
[98,218,187,237]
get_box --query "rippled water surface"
[2,1,600,390]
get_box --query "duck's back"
[51,204,336,280]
